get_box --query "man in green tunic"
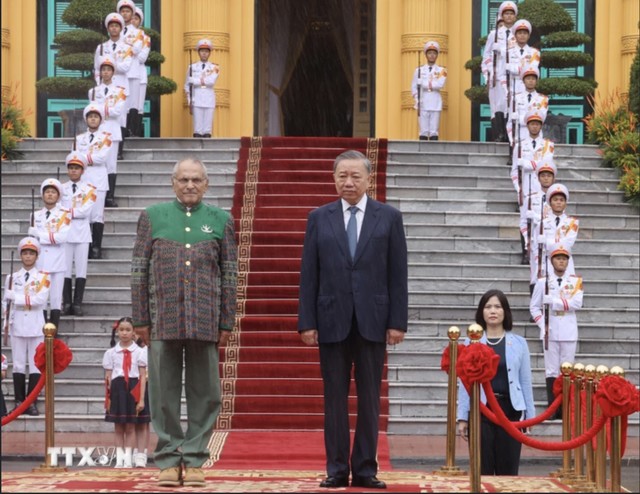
[131,157,237,487]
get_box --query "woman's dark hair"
[475,289,513,331]
[110,317,133,347]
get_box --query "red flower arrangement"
[440,344,466,373]
[34,340,73,374]
[596,375,640,418]
[455,343,499,385]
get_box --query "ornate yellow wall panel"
[2,0,37,136]
[620,0,639,100]
[445,0,471,141]
[228,0,254,137]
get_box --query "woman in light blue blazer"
[457,289,536,475]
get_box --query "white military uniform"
[119,23,143,111]
[76,128,112,223]
[505,44,541,97]
[90,83,126,174]
[411,63,447,138]
[539,213,579,277]
[31,204,71,311]
[185,60,220,136]
[3,268,50,374]
[94,39,133,95]
[528,187,555,284]
[61,180,96,278]
[134,25,150,114]
[508,90,549,145]
[482,25,517,116]
[531,269,583,377]
[512,135,554,247]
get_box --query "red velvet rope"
[1,340,73,427]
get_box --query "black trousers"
[318,319,386,479]
[480,394,523,475]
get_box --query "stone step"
[14,137,241,151]
[9,149,240,162]
[1,195,233,211]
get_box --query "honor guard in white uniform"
[482,1,518,141]
[117,0,144,136]
[91,56,127,207]
[530,243,583,414]
[131,7,151,136]
[411,41,447,141]
[2,238,50,415]
[76,102,113,260]
[28,179,71,331]
[505,20,540,97]
[537,184,579,278]
[527,161,557,290]
[94,13,132,96]
[185,39,220,137]
[61,152,97,317]
[512,110,554,264]
[507,66,549,145]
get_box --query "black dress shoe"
[351,476,386,489]
[319,476,349,488]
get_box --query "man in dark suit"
[298,150,408,489]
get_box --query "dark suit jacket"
[298,198,408,343]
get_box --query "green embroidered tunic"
[131,200,237,342]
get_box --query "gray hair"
[333,150,371,174]
[172,157,209,179]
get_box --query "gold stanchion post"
[33,322,66,473]
[552,362,574,479]
[467,323,483,493]
[594,365,609,491]
[583,364,597,488]
[609,366,625,492]
[572,363,585,483]
[437,326,465,475]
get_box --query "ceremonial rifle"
[526,175,532,259]
[417,51,421,132]
[3,252,14,346]
[492,21,499,88]
[189,48,194,115]
[517,118,523,208]
[505,28,511,112]
[30,187,35,228]
[544,262,550,351]
[537,196,545,280]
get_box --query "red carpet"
[218,136,388,432]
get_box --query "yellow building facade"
[2,0,638,140]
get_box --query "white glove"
[507,63,519,75]
[521,160,534,171]
[4,290,15,301]
[415,81,422,89]
[28,227,39,238]
[517,158,527,168]
[537,234,546,244]
[525,210,536,220]
[543,294,553,305]
[510,112,518,122]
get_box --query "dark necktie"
[72,183,77,193]
[542,193,546,203]
[557,277,563,287]
[506,29,510,38]
[347,206,358,258]
[532,139,536,149]
[105,87,109,95]
[202,63,205,69]
[556,217,560,226]
[124,27,128,34]
[429,66,432,72]
[25,272,29,282]
[528,93,532,102]
[112,42,116,51]
[89,133,95,142]
[520,48,524,55]
[45,211,51,220]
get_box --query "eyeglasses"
[174,177,206,186]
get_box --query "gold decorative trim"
[366,138,380,200]
[216,88,230,108]
[401,33,448,53]
[401,90,448,110]
[621,35,639,54]
[1,28,9,48]
[202,431,229,468]
[184,31,230,51]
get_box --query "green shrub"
[541,32,591,48]
[517,0,574,35]
[62,0,114,31]
[2,89,32,160]
[629,37,640,121]
[147,75,178,96]
[56,52,94,72]
[35,76,95,99]
[537,77,597,97]
[540,51,593,69]
[55,29,105,54]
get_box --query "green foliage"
[62,0,115,31]
[55,29,105,54]
[540,50,593,69]
[542,32,591,48]
[2,89,32,160]
[464,85,489,105]
[465,56,483,72]
[584,93,640,206]
[146,51,166,68]
[537,77,597,97]
[629,40,640,121]
[35,77,96,99]
[55,52,94,73]
[517,0,574,36]
[147,75,178,96]
[140,27,160,48]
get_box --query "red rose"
[456,343,499,385]
[440,344,466,373]
[34,340,73,374]
[596,376,639,418]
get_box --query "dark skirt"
[105,376,150,424]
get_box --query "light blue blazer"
[456,332,536,422]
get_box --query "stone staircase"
[1,138,638,436]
